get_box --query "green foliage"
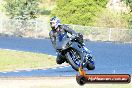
[51,0,108,26]
[39,0,55,15]
[128,12,132,29]
[121,0,132,10]
[119,0,132,29]
[95,10,131,28]
[4,0,39,20]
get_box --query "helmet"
[50,16,60,29]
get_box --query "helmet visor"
[50,21,55,25]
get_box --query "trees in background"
[121,0,132,29]
[4,0,39,20]
[51,0,107,26]
[3,0,131,29]
[122,0,132,11]
[122,0,132,29]
[95,10,131,28]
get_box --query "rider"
[49,16,84,64]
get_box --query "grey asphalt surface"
[0,36,132,77]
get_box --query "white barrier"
[0,19,132,42]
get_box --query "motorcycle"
[56,33,95,71]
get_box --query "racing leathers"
[49,24,83,64]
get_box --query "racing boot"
[56,52,66,64]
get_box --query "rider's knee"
[56,53,65,64]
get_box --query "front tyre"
[86,63,95,70]
[86,55,95,70]
[66,49,81,71]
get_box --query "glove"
[70,33,78,40]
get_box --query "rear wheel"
[66,49,81,71]
[76,75,86,85]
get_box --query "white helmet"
[50,16,61,29]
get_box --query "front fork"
[70,42,92,69]
[78,51,87,69]
[79,46,93,69]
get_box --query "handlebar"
[70,34,79,40]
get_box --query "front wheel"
[86,63,95,70]
[85,55,95,70]
[66,49,81,71]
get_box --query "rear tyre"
[76,76,86,85]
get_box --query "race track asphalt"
[0,36,132,77]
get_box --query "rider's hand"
[71,33,78,40]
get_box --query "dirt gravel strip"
[0,76,131,88]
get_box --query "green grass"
[0,49,56,71]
